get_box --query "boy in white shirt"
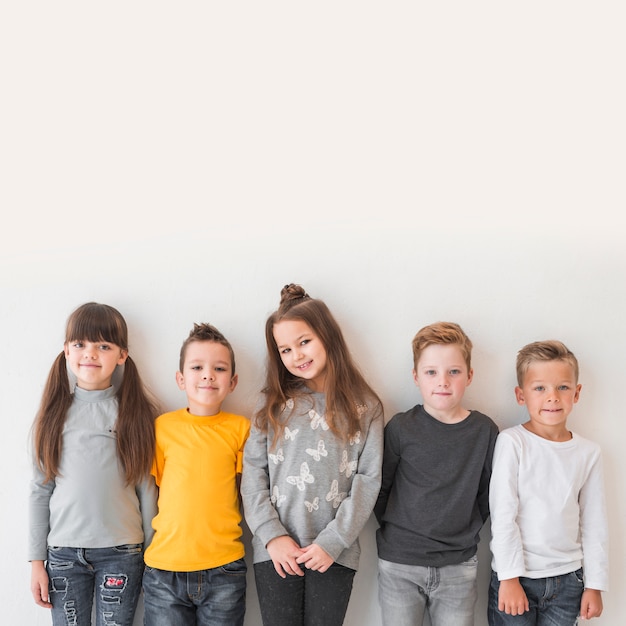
[488,340,608,625]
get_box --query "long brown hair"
[32,302,159,484]
[256,284,381,445]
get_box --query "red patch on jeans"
[104,575,127,589]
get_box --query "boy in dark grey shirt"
[374,322,498,626]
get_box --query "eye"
[99,344,112,351]
[558,385,570,391]
[191,365,202,371]
[280,347,291,355]
[300,339,310,346]
[425,369,436,376]
[534,385,545,392]
[216,366,227,372]
[450,368,462,376]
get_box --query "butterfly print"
[306,440,328,462]
[286,462,315,491]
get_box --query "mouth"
[297,361,312,370]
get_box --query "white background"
[1,3,624,624]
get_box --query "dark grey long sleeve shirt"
[375,404,498,567]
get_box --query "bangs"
[65,303,128,349]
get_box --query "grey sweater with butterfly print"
[241,390,384,570]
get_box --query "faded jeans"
[142,558,247,626]
[488,568,584,626]
[47,544,144,626]
[377,556,478,626]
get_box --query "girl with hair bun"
[242,283,384,626]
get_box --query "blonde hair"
[412,321,472,371]
[516,340,579,386]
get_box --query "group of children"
[28,285,609,626]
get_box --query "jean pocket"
[219,557,247,576]
[113,543,143,554]
[462,554,479,567]
[571,567,585,586]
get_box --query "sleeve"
[236,418,251,475]
[28,462,54,561]
[489,431,526,580]
[151,421,165,487]
[477,421,499,523]
[579,447,609,591]
[240,423,290,548]
[314,402,384,560]
[136,474,158,550]
[373,415,401,525]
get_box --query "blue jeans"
[377,556,478,626]
[253,559,356,626]
[142,558,247,626]
[488,569,584,626]
[46,544,144,626]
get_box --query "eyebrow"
[187,359,230,367]
[276,334,310,350]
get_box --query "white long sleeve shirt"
[489,424,609,591]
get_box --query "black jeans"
[253,560,356,626]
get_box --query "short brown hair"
[179,323,236,375]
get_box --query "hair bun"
[279,283,310,308]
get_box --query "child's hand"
[266,535,305,578]
[30,560,52,608]
[498,578,529,615]
[579,588,603,620]
[296,543,334,573]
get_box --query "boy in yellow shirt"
[143,323,250,625]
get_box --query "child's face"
[64,339,128,391]
[273,319,328,393]
[176,340,238,416]
[515,359,581,437]
[413,343,473,420]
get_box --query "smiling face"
[273,319,328,392]
[413,343,473,423]
[175,340,238,416]
[64,339,128,390]
[515,359,581,440]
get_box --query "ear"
[175,371,185,391]
[514,386,525,405]
[573,383,582,403]
[117,349,128,366]
[412,369,419,388]
[229,373,239,393]
[466,368,474,386]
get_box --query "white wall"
[2,3,624,625]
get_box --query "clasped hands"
[266,535,334,578]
